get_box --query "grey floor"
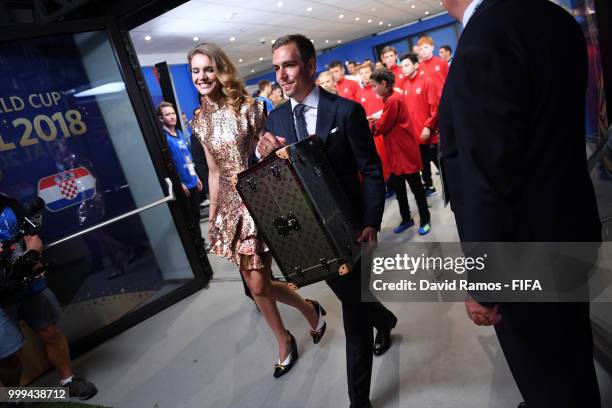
[35,177,612,408]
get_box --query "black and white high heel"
[273,331,298,378]
[307,299,327,344]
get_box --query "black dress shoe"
[374,312,397,356]
[273,331,298,378]
[517,403,527,408]
[307,299,327,344]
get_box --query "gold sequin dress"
[192,99,266,270]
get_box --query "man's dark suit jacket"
[438,5,602,406]
[438,0,601,243]
[265,87,385,231]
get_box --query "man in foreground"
[258,34,397,408]
[439,0,602,406]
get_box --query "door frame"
[0,18,211,358]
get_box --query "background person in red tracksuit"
[357,63,384,120]
[417,35,449,97]
[381,45,406,90]
[401,53,440,197]
[370,68,431,235]
[356,62,390,183]
[328,60,361,102]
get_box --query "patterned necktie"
[293,103,309,141]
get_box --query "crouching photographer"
[0,192,97,400]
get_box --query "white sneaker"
[201,199,210,207]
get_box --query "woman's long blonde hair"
[187,43,251,116]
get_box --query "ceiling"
[130,0,447,78]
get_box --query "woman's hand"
[209,202,218,221]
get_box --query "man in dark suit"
[257,34,397,408]
[439,1,602,407]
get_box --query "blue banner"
[0,33,136,242]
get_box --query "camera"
[1,197,45,250]
[0,196,48,298]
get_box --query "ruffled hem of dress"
[236,235,266,270]
[208,233,266,271]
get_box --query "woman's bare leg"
[241,255,321,360]
[241,268,291,361]
[244,255,319,329]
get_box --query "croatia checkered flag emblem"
[57,172,78,200]
[38,167,97,212]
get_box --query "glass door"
[0,22,210,380]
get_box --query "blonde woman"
[188,43,326,378]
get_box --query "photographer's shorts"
[0,288,62,359]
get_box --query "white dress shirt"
[255,86,320,159]
[463,0,484,27]
[290,86,320,137]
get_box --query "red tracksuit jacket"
[336,77,361,102]
[418,56,449,97]
[402,74,440,145]
[373,92,422,175]
[358,84,389,180]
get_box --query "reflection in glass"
[0,31,196,353]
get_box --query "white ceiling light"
[144,35,151,41]
[230,36,236,42]
[193,36,199,41]
[271,39,276,44]
[277,1,283,7]
[337,40,342,43]
[238,58,243,62]
[355,17,360,21]
[259,57,264,61]
[378,21,383,25]
[387,23,392,26]
[425,11,430,15]
[339,14,344,18]
[74,82,126,98]
[411,4,416,8]
[251,69,255,73]
[325,39,329,43]
[307,7,312,12]
[367,19,372,23]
